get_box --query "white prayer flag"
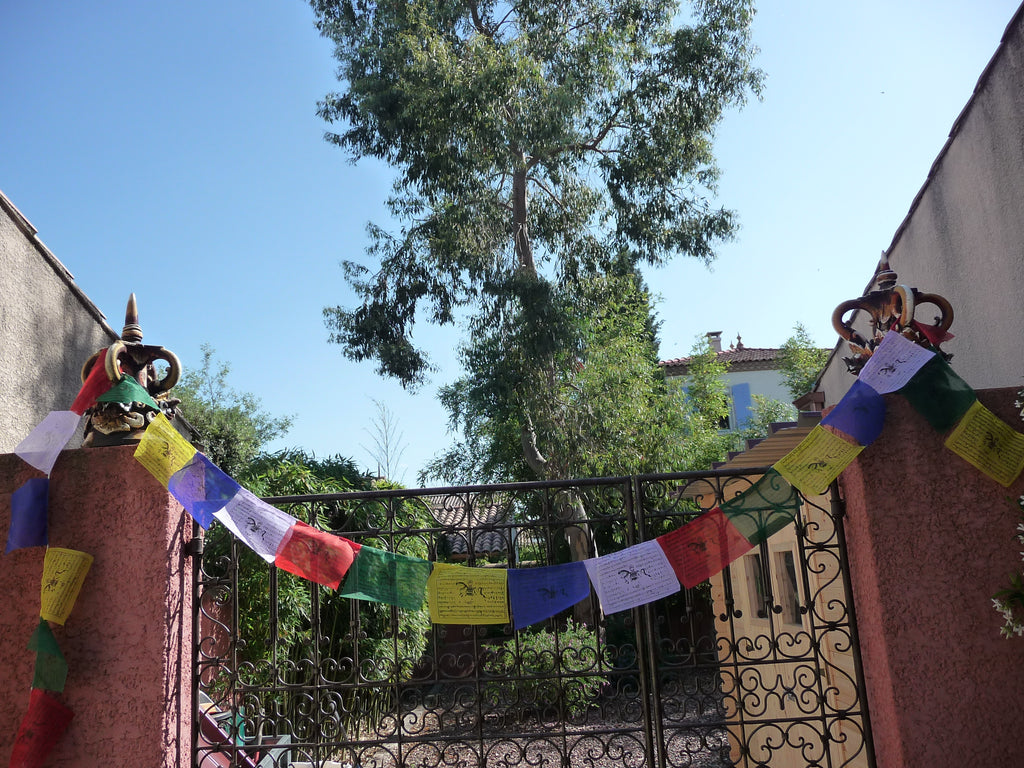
[214,488,296,562]
[583,540,680,615]
[858,332,935,394]
[15,411,81,475]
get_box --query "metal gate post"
[829,481,878,768]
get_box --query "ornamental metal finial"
[831,255,954,374]
[80,294,182,446]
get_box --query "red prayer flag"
[656,508,754,589]
[910,319,954,346]
[70,349,116,415]
[9,688,74,768]
[274,522,360,589]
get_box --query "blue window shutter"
[732,382,752,430]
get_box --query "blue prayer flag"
[821,379,887,447]
[168,453,241,529]
[508,561,591,629]
[6,478,49,554]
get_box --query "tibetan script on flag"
[275,522,358,589]
[944,400,1024,487]
[858,331,934,394]
[40,547,93,625]
[508,562,591,629]
[428,563,510,625]
[214,488,295,563]
[134,413,197,486]
[775,425,864,496]
[657,508,754,589]
[583,540,679,615]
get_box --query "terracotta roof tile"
[659,347,782,372]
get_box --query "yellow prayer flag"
[775,425,864,496]
[944,400,1024,487]
[427,563,509,625]
[40,547,94,625]
[134,413,197,487]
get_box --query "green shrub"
[483,619,609,718]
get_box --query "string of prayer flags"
[9,688,74,768]
[858,331,935,394]
[168,453,241,529]
[40,548,93,625]
[95,373,159,410]
[134,412,197,487]
[657,508,754,589]
[29,619,68,693]
[275,522,359,589]
[899,354,977,431]
[339,545,431,611]
[14,411,81,475]
[507,561,591,629]
[821,379,887,447]
[583,540,680,615]
[774,425,864,496]
[70,348,114,415]
[428,562,510,624]
[213,488,296,563]
[721,469,799,546]
[6,478,49,554]
[944,400,1024,487]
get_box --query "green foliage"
[674,335,734,471]
[313,0,762,482]
[173,344,293,478]
[483,619,610,717]
[207,451,433,736]
[993,390,1024,639]
[424,273,694,483]
[777,323,830,402]
[733,394,797,448]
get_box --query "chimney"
[706,331,722,353]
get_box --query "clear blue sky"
[1,0,1019,481]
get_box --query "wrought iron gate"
[193,468,875,768]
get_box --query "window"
[774,549,802,625]
[744,553,768,618]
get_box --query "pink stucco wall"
[840,388,1024,768]
[0,445,192,766]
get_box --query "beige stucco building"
[0,189,117,451]
[661,331,798,433]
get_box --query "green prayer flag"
[339,545,431,611]
[96,374,160,410]
[721,469,799,545]
[28,618,61,655]
[28,619,67,693]
[899,355,976,432]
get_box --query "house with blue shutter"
[659,331,795,432]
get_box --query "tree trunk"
[512,164,535,275]
[522,414,597,626]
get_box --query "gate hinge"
[184,537,204,558]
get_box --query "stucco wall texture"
[840,389,1024,768]
[819,7,1024,405]
[0,446,192,767]
[0,192,118,453]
